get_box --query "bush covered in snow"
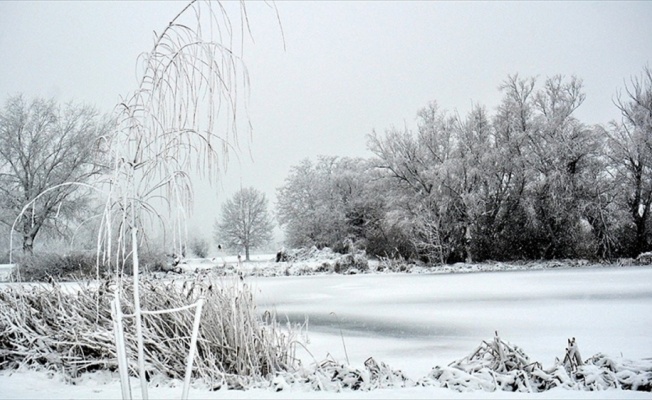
[10,251,169,282]
[188,236,210,258]
[199,248,652,280]
[635,251,652,265]
[268,357,412,392]
[11,252,107,282]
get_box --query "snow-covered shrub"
[334,253,369,274]
[429,332,538,392]
[269,357,412,392]
[315,262,334,273]
[188,236,210,258]
[11,252,105,282]
[10,251,167,282]
[374,257,420,273]
[0,276,298,387]
[263,334,652,394]
[277,247,370,275]
[581,353,652,391]
[275,249,289,262]
[635,251,652,264]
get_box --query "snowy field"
[1,264,651,399]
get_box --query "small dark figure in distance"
[276,250,288,262]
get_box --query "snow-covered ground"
[1,261,651,398]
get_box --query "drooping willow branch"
[103,0,254,259]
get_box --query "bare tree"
[214,187,273,261]
[0,95,109,254]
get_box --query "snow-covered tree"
[449,105,496,262]
[0,95,110,254]
[369,75,607,262]
[368,102,461,263]
[278,70,652,262]
[483,75,544,260]
[525,75,595,258]
[214,187,273,261]
[487,74,604,259]
[276,158,343,249]
[276,156,384,254]
[604,67,652,256]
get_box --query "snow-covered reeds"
[268,356,413,392]
[419,333,652,392]
[0,276,298,388]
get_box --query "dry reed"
[0,275,298,389]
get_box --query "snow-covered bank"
[175,248,650,279]
[2,368,651,399]
[2,247,647,283]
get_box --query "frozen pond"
[2,265,651,398]
[248,266,652,378]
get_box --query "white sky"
[1,1,651,246]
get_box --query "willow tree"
[99,1,277,398]
[101,1,253,267]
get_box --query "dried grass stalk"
[0,276,298,388]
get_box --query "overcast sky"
[1,1,651,247]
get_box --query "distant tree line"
[276,69,652,263]
[2,68,650,264]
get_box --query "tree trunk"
[464,225,473,263]
[245,245,250,262]
[630,166,649,256]
[631,195,650,256]
[634,211,648,255]
[21,213,40,255]
[22,234,34,255]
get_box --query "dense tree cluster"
[276,69,652,263]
